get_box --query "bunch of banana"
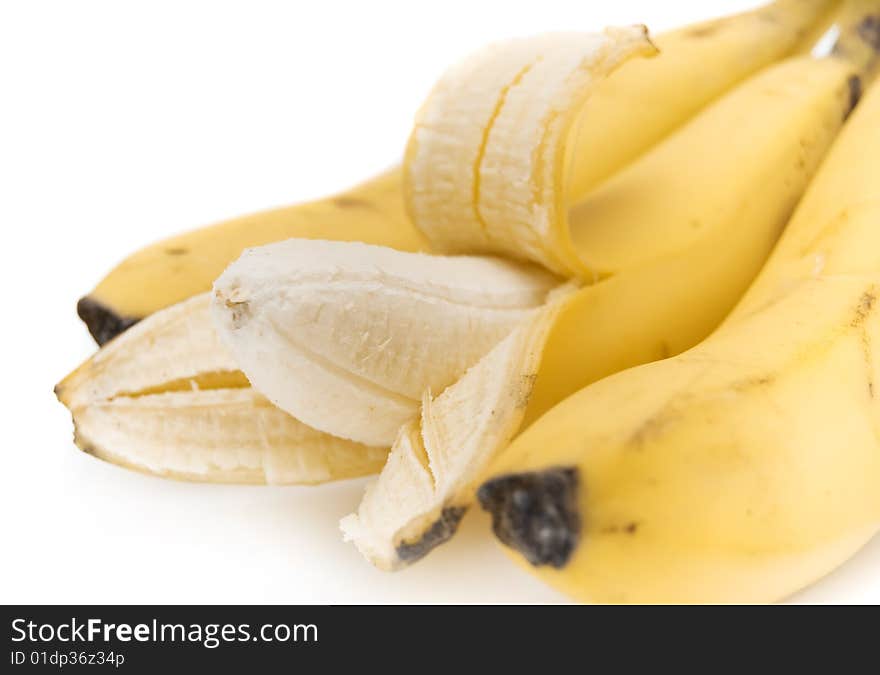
[56,0,880,603]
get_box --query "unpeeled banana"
[77,0,835,343]
[479,77,880,603]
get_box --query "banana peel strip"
[56,294,387,484]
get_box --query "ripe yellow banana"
[78,0,835,343]
[56,294,387,484]
[479,74,880,604]
[222,16,870,568]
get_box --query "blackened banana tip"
[76,296,140,346]
[477,467,581,569]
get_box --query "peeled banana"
[211,239,560,447]
[479,77,880,603]
[77,0,835,343]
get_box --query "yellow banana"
[479,74,880,604]
[78,0,835,344]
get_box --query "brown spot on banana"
[731,374,776,391]
[850,289,876,328]
[658,341,672,359]
[477,467,580,569]
[857,15,880,51]
[684,24,719,39]
[601,521,639,535]
[846,75,863,119]
[843,287,879,400]
[332,196,372,209]
[627,405,680,449]
[76,296,140,346]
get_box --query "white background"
[2,0,879,604]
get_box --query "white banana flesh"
[211,239,561,447]
[56,294,387,484]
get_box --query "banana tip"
[77,296,140,346]
[478,467,581,569]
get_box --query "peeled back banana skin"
[56,294,388,485]
[76,0,835,344]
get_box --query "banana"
[479,77,880,603]
[208,16,873,569]
[78,0,835,343]
[211,239,560,447]
[56,294,387,484]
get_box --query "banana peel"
[57,294,387,484]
